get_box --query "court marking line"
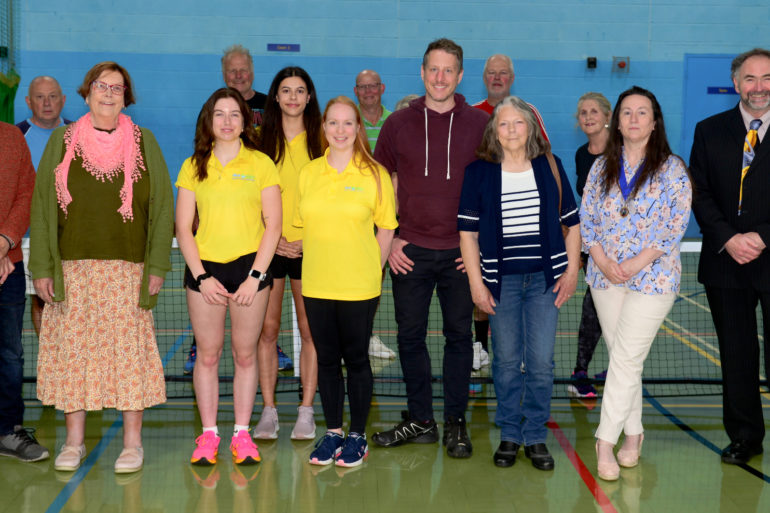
[660,324,722,367]
[44,419,123,513]
[547,418,618,513]
[643,389,770,483]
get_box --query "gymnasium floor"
[2,391,769,513]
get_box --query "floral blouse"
[580,150,692,295]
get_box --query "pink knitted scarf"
[54,113,146,221]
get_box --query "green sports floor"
[2,247,769,512]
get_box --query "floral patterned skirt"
[37,259,166,412]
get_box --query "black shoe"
[721,440,763,465]
[443,416,472,458]
[493,441,520,467]
[524,443,554,470]
[371,411,438,447]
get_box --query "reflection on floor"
[1,393,768,513]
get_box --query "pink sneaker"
[191,431,220,466]
[230,430,261,465]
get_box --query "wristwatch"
[195,272,212,287]
[248,269,267,282]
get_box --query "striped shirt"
[500,169,543,274]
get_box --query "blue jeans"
[0,261,26,435]
[391,244,473,422]
[490,272,558,445]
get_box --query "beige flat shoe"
[54,444,86,471]
[596,440,620,481]
[115,446,144,474]
[617,433,644,468]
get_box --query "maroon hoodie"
[374,94,489,250]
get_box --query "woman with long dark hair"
[580,86,691,480]
[252,66,325,441]
[176,87,281,466]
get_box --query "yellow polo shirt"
[295,150,397,300]
[176,141,280,263]
[278,131,311,242]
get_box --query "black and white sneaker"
[443,416,472,458]
[371,410,438,447]
[0,426,50,462]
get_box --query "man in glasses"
[222,44,268,127]
[354,69,390,152]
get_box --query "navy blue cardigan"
[457,154,579,300]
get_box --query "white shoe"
[368,335,396,359]
[472,342,490,370]
[253,406,279,440]
[291,406,316,440]
[54,444,86,471]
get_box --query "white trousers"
[590,286,676,444]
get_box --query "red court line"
[547,418,618,513]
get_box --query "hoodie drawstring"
[423,108,455,180]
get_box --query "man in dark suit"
[690,47,770,465]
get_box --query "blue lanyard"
[619,158,644,201]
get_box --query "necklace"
[619,158,644,217]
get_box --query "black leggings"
[303,296,379,434]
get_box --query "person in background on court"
[30,61,174,474]
[459,96,580,471]
[177,88,281,467]
[689,47,770,466]
[299,96,396,468]
[16,75,71,338]
[353,68,397,361]
[0,121,49,463]
[252,66,324,441]
[581,86,691,481]
[394,94,419,112]
[184,43,276,376]
[567,92,612,399]
[372,38,488,459]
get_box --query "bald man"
[354,69,391,152]
[473,54,548,141]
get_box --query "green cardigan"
[29,126,174,309]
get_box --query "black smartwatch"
[248,269,267,282]
[195,272,212,287]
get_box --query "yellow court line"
[663,317,720,354]
[660,323,722,367]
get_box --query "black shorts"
[268,254,302,280]
[184,252,273,294]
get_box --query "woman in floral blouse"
[580,86,691,481]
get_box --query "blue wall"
[12,0,769,204]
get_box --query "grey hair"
[476,95,550,162]
[221,44,253,74]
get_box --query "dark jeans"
[303,296,378,435]
[390,245,473,422]
[0,261,26,435]
[705,285,770,445]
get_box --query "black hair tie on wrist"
[195,272,212,287]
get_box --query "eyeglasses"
[92,81,127,95]
[355,83,381,92]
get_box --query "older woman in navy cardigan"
[459,96,581,470]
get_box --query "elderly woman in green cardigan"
[29,61,173,475]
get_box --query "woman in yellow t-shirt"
[298,96,397,467]
[253,67,325,441]
[176,88,281,466]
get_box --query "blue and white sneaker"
[309,431,345,466]
[277,345,294,371]
[184,343,197,375]
[335,432,369,468]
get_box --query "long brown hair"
[323,96,384,202]
[601,86,675,197]
[191,88,259,181]
[258,66,324,164]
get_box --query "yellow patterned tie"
[739,119,762,215]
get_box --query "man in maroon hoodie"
[372,38,489,458]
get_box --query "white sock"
[202,426,219,436]
[233,424,249,436]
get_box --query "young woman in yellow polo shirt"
[253,67,325,441]
[297,96,397,467]
[176,88,282,465]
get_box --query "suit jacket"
[690,104,770,290]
